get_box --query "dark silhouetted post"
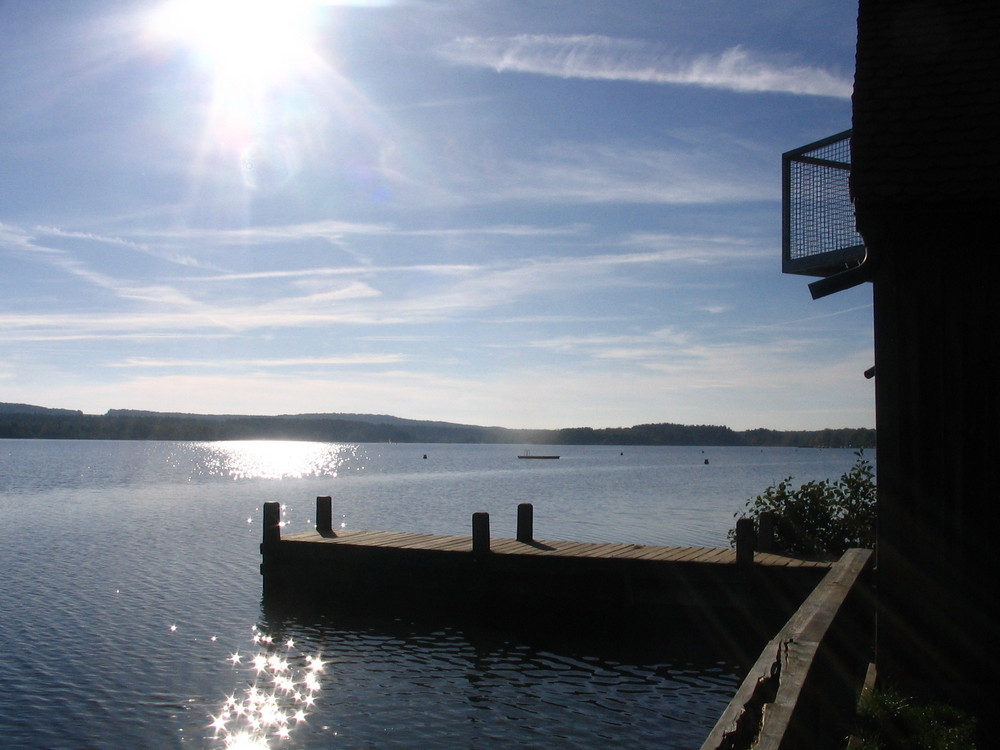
[517,503,533,542]
[736,517,755,567]
[472,512,490,557]
[758,511,776,553]
[316,495,333,536]
[262,502,281,549]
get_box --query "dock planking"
[283,526,827,568]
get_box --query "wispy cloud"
[455,141,777,205]
[440,35,852,98]
[1,217,771,347]
[135,220,396,246]
[524,326,871,398]
[111,354,405,368]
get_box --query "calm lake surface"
[0,440,868,749]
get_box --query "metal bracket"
[808,253,873,299]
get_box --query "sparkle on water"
[209,625,327,749]
[199,440,359,480]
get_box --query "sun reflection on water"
[196,441,361,480]
[209,626,327,748]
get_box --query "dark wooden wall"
[852,0,1000,719]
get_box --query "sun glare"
[197,440,358,480]
[152,0,320,90]
[147,0,334,189]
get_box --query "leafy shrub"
[852,686,977,750]
[729,450,876,555]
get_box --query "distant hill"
[0,402,875,448]
[0,402,83,416]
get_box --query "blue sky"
[0,0,871,430]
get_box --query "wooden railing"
[701,547,875,750]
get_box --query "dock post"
[262,502,282,549]
[472,512,490,557]
[736,517,755,567]
[758,511,776,553]
[517,503,534,542]
[316,495,334,537]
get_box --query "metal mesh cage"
[782,130,864,277]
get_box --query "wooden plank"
[282,530,318,542]
[612,544,669,560]
[321,529,372,544]
[408,534,471,551]
[636,545,697,562]
[755,552,793,567]
[575,542,640,558]
[673,546,718,562]
[382,532,446,549]
[687,547,735,564]
[713,549,738,563]
[608,544,653,559]
[357,531,427,547]
[489,538,535,555]
[518,539,567,555]
[330,529,398,544]
[279,527,832,570]
[549,541,602,556]
[510,540,567,555]
[701,549,873,750]
[412,535,472,552]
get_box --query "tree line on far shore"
[0,403,875,448]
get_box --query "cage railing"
[782,130,865,278]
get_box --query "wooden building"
[851,0,1000,722]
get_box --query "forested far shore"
[0,403,875,448]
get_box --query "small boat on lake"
[518,450,559,459]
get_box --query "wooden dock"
[275,526,831,569]
[261,497,832,641]
[258,499,876,749]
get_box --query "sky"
[0,0,872,431]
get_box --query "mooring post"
[757,511,776,553]
[472,511,490,557]
[516,503,534,543]
[262,502,282,550]
[316,495,334,537]
[735,517,755,567]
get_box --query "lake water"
[0,440,867,749]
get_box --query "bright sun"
[146,0,335,189]
[150,0,321,95]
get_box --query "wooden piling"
[517,503,534,542]
[735,517,755,567]
[262,502,282,549]
[472,512,490,556]
[316,495,334,537]
[758,511,776,553]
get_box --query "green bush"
[729,450,876,555]
[852,686,977,750]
